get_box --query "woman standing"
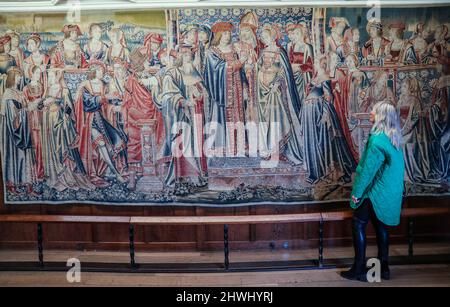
[197,25,211,76]
[23,34,50,85]
[41,69,94,191]
[1,67,39,196]
[256,50,304,165]
[259,24,302,115]
[300,56,357,184]
[344,54,370,116]
[331,54,363,161]
[235,13,259,126]
[401,78,446,183]
[106,28,129,65]
[286,23,314,105]
[23,66,45,181]
[341,101,405,282]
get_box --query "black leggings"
[352,198,390,264]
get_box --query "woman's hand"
[352,195,360,204]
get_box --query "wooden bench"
[0,206,449,272]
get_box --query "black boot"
[341,218,367,282]
[375,218,390,280]
[381,261,390,280]
[340,263,368,282]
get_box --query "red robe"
[289,46,314,73]
[332,69,359,162]
[74,82,109,187]
[24,83,45,180]
[122,74,164,170]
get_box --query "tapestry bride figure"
[256,50,304,166]
[41,69,95,191]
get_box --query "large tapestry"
[0,5,449,205]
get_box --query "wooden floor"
[0,243,449,287]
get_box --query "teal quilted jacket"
[350,132,405,226]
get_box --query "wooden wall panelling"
[0,195,449,251]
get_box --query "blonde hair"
[371,101,403,150]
